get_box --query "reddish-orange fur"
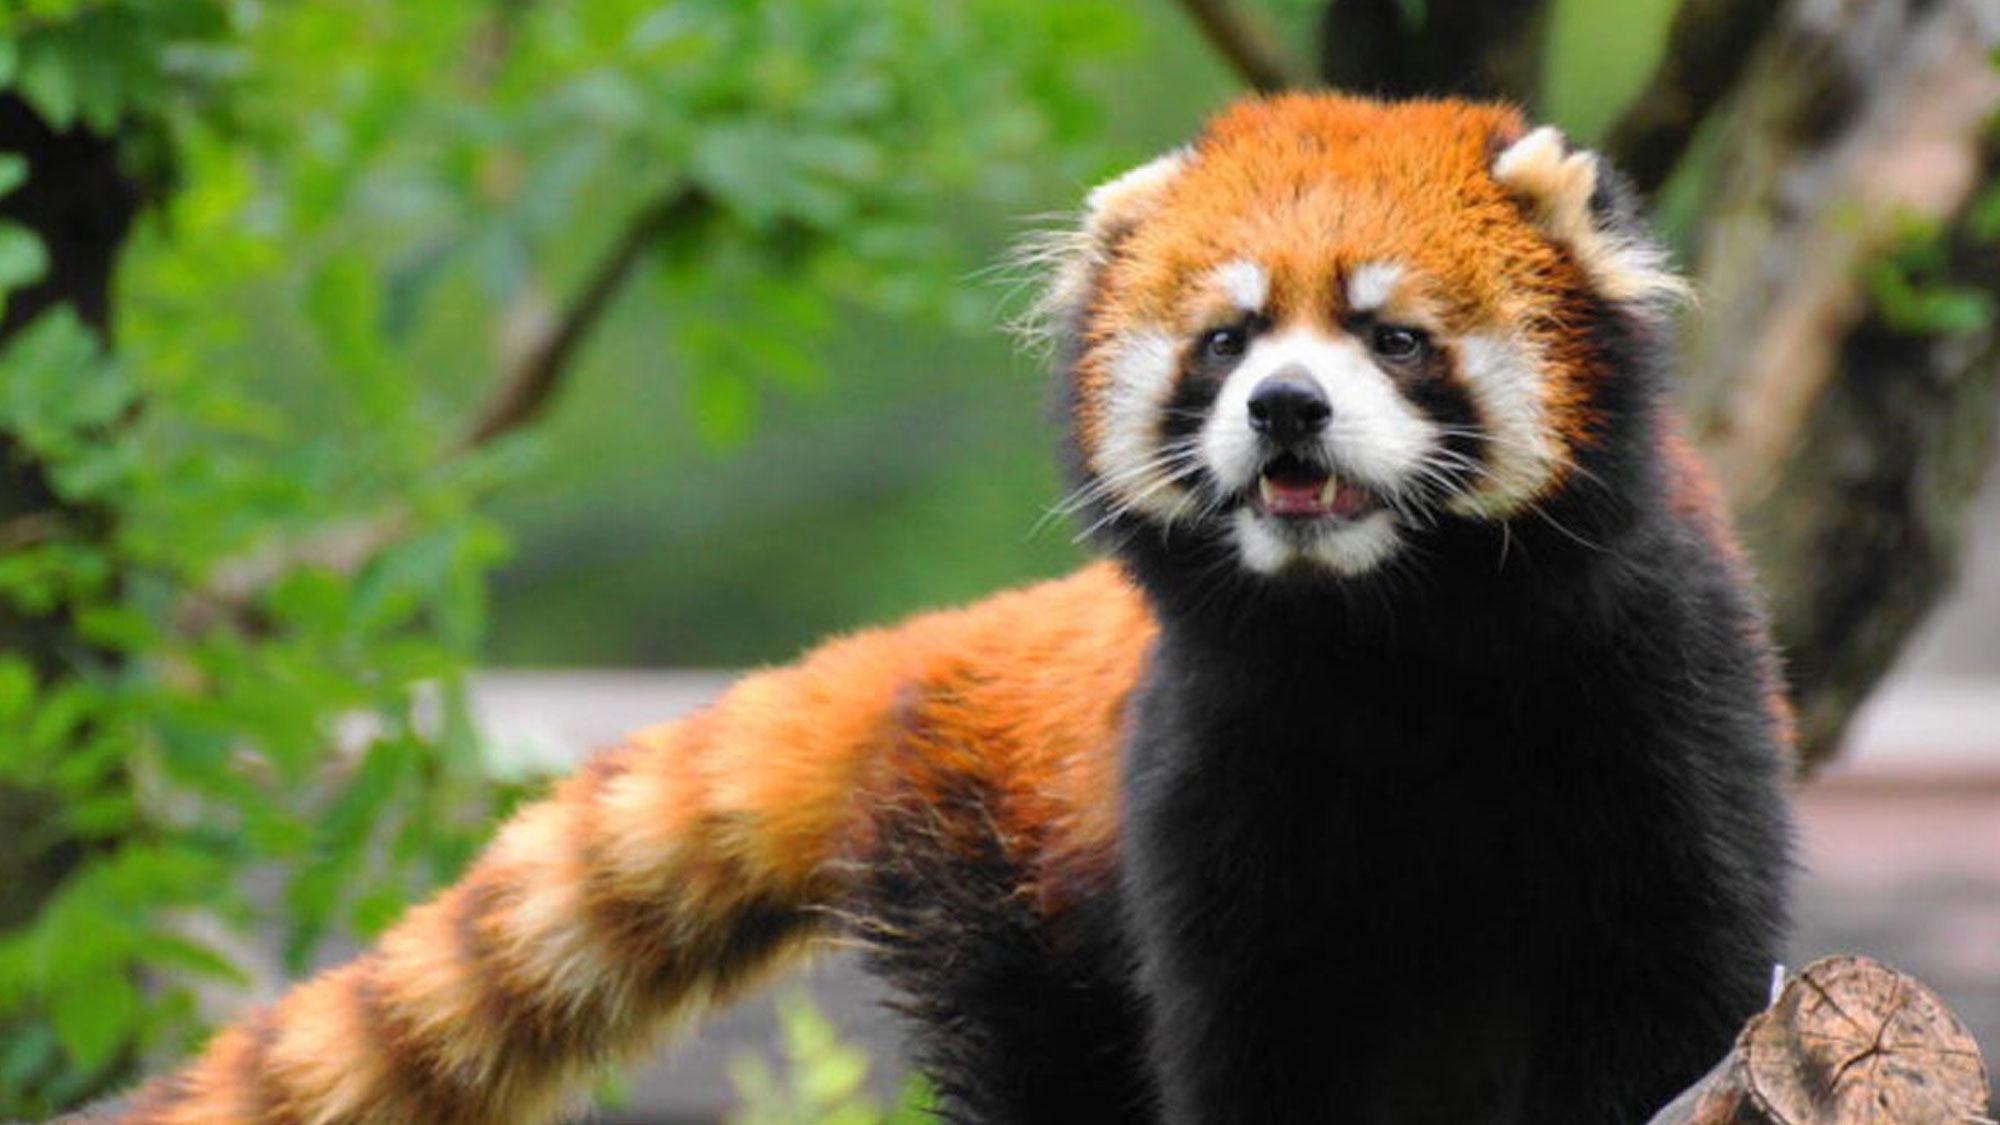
[1075,95,1606,481]
[101,563,1152,1125]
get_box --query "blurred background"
[1,0,1996,1121]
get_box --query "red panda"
[59,93,1791,1125]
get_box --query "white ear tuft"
[1494,127,1597,242]
[1081,150,1189,230]
[1493,126,1691,312]
[1007,149,1189,350]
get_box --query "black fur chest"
[1115,611,1784,1125]
[863,551,1787,1125]
[1126,640,1602,953]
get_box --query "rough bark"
[1644,957,1989,1125]
[1677,0,2000,769]
[1750,182,2000,772]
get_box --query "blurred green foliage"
[0,269,511,1111]
[0,0,234,135]
[0,4,518,1107]
[729,991,936,1125]
[0,0,1144,1113]
[484,0,1689,667]
[1864,182,2000,337]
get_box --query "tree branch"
[0,510,65,552]
[454,184,711,453]
[1602,0,1785,195]
[1742,150,2000,768]
[185,183,715,629]
[1174,0,1311,93]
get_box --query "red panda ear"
[1010,149,1189,347]
[1079,149,1189,243]
[1491,126,1691,313]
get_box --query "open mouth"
[1252,452,1380,521]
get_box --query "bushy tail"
[100,622,932,1125]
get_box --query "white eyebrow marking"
[1346,261,1405,313]
[1214,259,1268,312]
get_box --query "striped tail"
[101,619,934,1125]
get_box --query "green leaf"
[27,680,93,755]
[17,42,78,131]
[0,154,29,198]
[303,255,388,377]
[691,371,757,448]
[1866,259,1996,335]
[68,18,133,135]
[347,884,406,939]
[884,1076,939,1125]
[1967,182,2000,244]
[64,790,138,836]
[0,655,33,720]
[0,1023,56,1089]
[136,932,247,986]
[74,602,155,650]
[51,972,137,1073]
[797,1043,869,1105]
[0,222,50,291]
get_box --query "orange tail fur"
[92,563,1150,1125]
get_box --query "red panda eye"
[1371,324,1427,361]
[1203,326,1247,358]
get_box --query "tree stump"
[1648,956,1990,1125]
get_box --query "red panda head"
[1031,93,1687,581]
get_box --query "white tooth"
[1259,476,1277,507]
[1319,478,1340,507]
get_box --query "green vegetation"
[729,992,935,1125]
[0,0,1149,1113]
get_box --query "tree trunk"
[0,90,141,1104]
[1677,0,2000,770]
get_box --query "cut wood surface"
[1647,956,1990,1125]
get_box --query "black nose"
[1247,368,1331,444]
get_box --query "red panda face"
[1033,94,1686,578]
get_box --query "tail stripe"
[572,741,699,1001]
[458,876,615,1062]
[473,800,636,1044]
[369,897,509,1106]
[263,964,410,1125]
[235,1013,299,1125]
[347,962,482,1122]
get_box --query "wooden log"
[1647,956,1991,1125]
